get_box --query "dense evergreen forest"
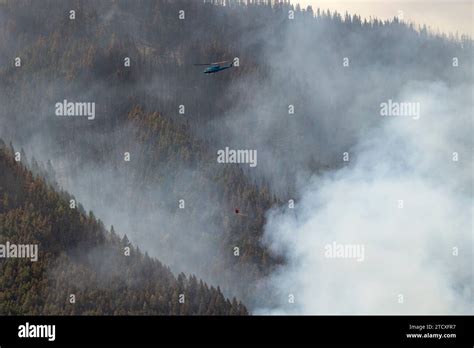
[0,141,247,314]
[0,0,471,313]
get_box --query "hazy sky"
[295,0,473,37]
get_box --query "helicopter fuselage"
[204,64,233,74]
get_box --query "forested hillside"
[0,142,247,315]
[0,0,471,313]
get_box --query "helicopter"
[194,60,234,74]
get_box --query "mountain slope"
[0,141,247,315]
[0,0,471,313]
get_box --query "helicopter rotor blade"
[193,60,232,66]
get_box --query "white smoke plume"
[259,82,472,314]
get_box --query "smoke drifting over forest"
[259,82,472,314]
[0,0,472,314]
